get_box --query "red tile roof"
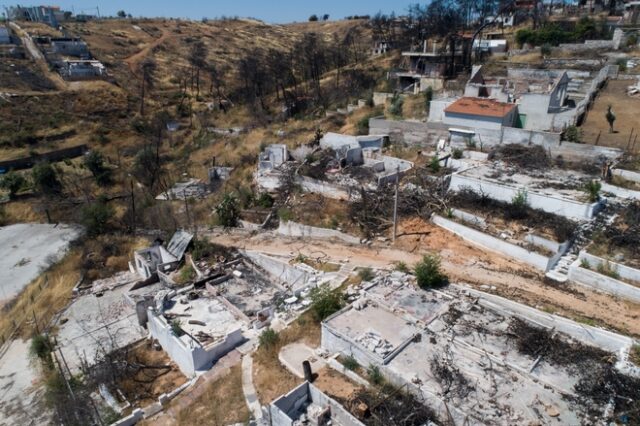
[444,97,517,118]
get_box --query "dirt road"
[208,219,640,337]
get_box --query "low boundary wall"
[449,172,603,221]
[278,221,360,245]
[432,215,550,271]
[569,255,640,303]
[613,169,640,184]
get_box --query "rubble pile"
[356,330,395,357]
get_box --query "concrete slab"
[0,339,51,426]
[56,283,147,373]
[0,223,81,305]
[278,343,327,379]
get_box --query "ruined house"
[393,38,471,93]
[131,230,193,283]
[268,382,364,426]
[50,38,89,57]
[59,60,107,80]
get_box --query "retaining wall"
[568,260,640,304]
[0,144,88,171]
[109,409,143,426]
[243,251,315,293]
[612,169,640,183]
[601,182,640,200]
[369,117,448,146]
[578,251,640,284]
[449,173,603,221]
[298,176,350,200]
[432,215,550,271]
[278,221,360,244]
[461,285,634,353]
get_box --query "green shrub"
[259,328,280,349]
[32,162,62,196]
[597,261,620,279]
[367,364,384,385]
[631,345,640,366]
[540,43,552,57]
[580,258,591,269]
[0,171,27,199]
[309,285,344,321]
[81,197,114,236]
[388,93,403,117]
[30,334,53,367]
[358,267,375,282]
[563,125,582,143]
[414,254,448,289]
[84,150,112,186]
[507,189,529,219]
[278,207,294,222]
[170,319,184,336]
[215,193,240,227]
[343,355,359,371]
[357,116,370,135]
[394,261,410,274]
[584,180,601,203]
[616,58,628,72]
[452,148,464,160]
[256,192,274,208]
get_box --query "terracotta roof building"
[443,97,519,130]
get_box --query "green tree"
[116,10,126,18]
[429,156,441,173]
[606,105,616,133]
[81,197,114,236]
[309,285,344,321]
[84,150,112,186]
[414,254,448,289]
[215,193,239,227]
[309,14,319,22]
[0,171,26,199]
[32,162,62,196]
[424,86,433,113]
[133,145,161,188]
[388,93,403,117]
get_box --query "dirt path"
[208,220,640,337]
[124,28,171,77]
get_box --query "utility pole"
[392,165,400,243]
[130,179,136,235]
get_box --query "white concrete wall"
[443,112,505,131]
[578,252,640,284]
[612,169,640,184]
[147,309,244,377]
[432,215,550,271]
[525,234,562,253]
[449,173,602,221]
[601,182,640,200]
[243,251,315,293]
[461,285,634,354]
[568,260,640,304]
[278,221,360,245]
[298,176,350,201]
[109,409,143,426]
